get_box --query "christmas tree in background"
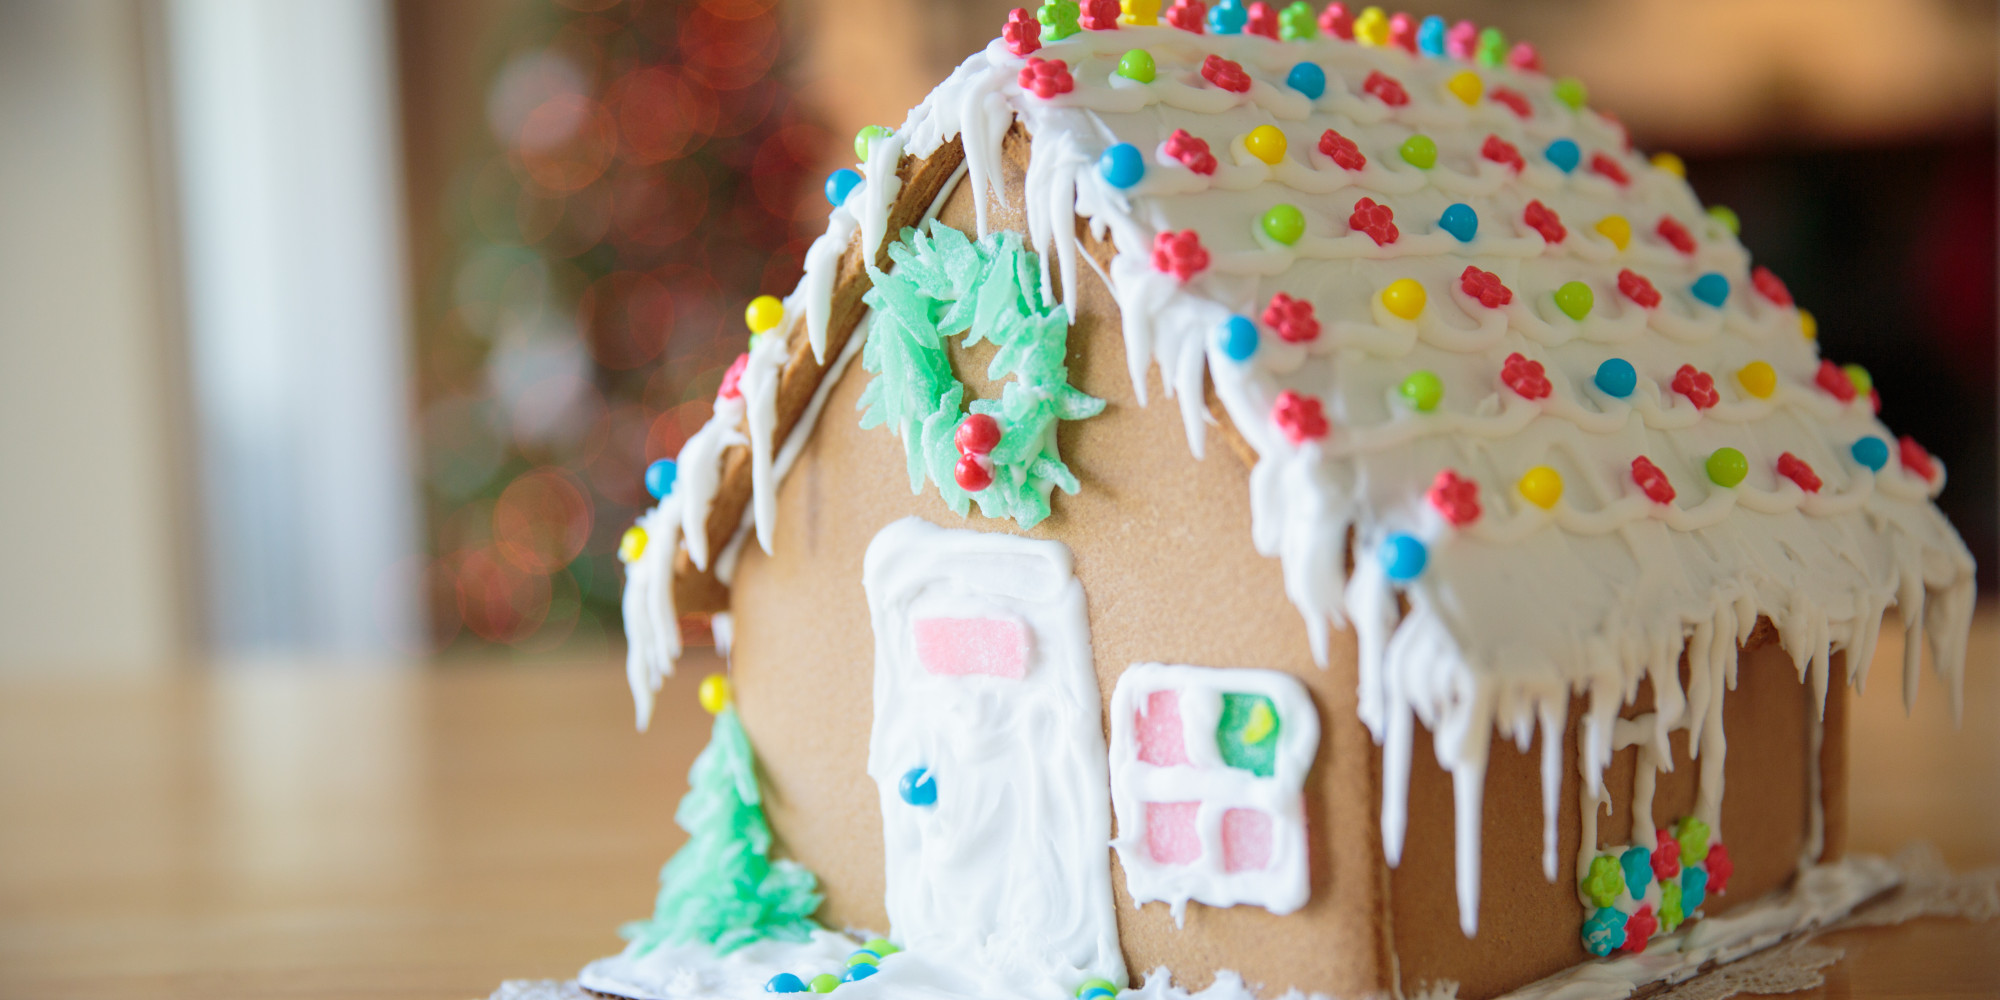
[623,675,821,954]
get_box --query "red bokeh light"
[578,270,674,369]
[492,466,594,574]
[519,94,618,193]
[610,66,718,163]
[678,2,779,91]
[454,546,553,644]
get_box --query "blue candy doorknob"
[899,766,937,806]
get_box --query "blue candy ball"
[767,974,807,993]
[1286,62,1327,101]
[1098,143,1145,189]
[1851,436,1890,471]
[825,168,862,206]
[1417,15,1447,56]
[1690,272,1730,308]
[1545,138,1581,173]
[1594,358,1637,398]
[1207,0,1246,34]
[844,964,878,983]
[1438,203,1478,243]
[1220,316,1259,362]
[899,766,937,807]
[645,458,678,500]
[1380,533,1428,583]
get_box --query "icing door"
[862,517,1123,992]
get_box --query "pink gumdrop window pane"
[1221,807,1273,873]
[912,617,1029,679]
[1145,801,1202,866]
[1135,689,1189,766]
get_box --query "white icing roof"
[626,15,1976,937]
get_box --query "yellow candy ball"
[1446,71,1484,106]
[1595,215,1631,251]
[745,295,784,335]
[1651,152,1685,178]
[1354,6,1389,46]
[1382,279,1427,320]
[1245,125,1287,165]
[1799,308,1818,341]
[1121,0,1159,25]
[1519,466,1563,510]
[698,673,732,715]
[618,525,648,564]
[1736,360,1777,399]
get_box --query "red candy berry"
[1003,8,1041,56]
[1363,70,1409,107]
[1620,906,1658,954]
[1777,452,1821,493]
[1706,843,1734,894]
[1428,469,1481,526]
[956,413,1002,456]
[1900,436,1937,481]
[1589,152,1629,186]
[1272,390,1329,444]
[1508,41,1542,73]
[1657,215,1696,255]
[1319,1,1353,39]
[1319,129,1367,171]
[1489,87,1532,119]
[1481,135,1524,172]
[718,353,750,401]
[955,453,995,492]
[1618,269,1661,308]
[1167,0,1206,32]
[1502,352,1552,400]
[1672,364,1719,409]
[1460,266,1513,308]
[1082,0,1121,29]
[1387,11,1417,51]
[1632,456,1676,504]
[1152,229,1210,281]
[1348,197,1399,246]
[1524,200,1566,243]
[1752,265,1793,307]
[1814,359,1857,403]
[1263,292,1321,344]
[1201,55,1251,93]
[1247,1,1278,38]
[1166,129,1217,175]
[1018,57,1074,98]
[1654,829,1681,879]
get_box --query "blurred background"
[1,0,1994,674]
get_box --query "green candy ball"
[1842,363,1873,394]
[863,937,899,956]
[1116,49,1156,83]
[1399,134,1438,170]
[1707,447,1749,488]
[809,973,841,993]
[1554,280,1594,320]
[1399,371,1444,412]
[1261,204,1306,245]
[854,125,891,162]
[1553,76,1588,110]
[1707,204,1740,235]
[1077,979,1119,998]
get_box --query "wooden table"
[2,610,1995,1000]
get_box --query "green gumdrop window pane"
[1217,693,1280,777]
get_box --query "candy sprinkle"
[1736,361,1776,399]
[1475,26,1506,66]
[1706,447,1748,488]
[1651,151,1685,177]
[1545,138,1580,173]
[1261,204,1306,244]
[1446,70,1483,105]
[1246,124,1288,164]
[1219,315,1259,361]
[746,294,784,334]
[1382,278,1427,319]
[1851,436,1890,471]
[854,125,892,161]
[1594,358,1637,398]
[618,526,648,564]
[1595,215,1631,250]
[1552,76,1587,109]
[1380,533,1428,582]
[1400,134,1438,169]
[1286,61,1327,99]
[1690,273,1730,308]
[698,673,732,714]
[809,973,840,993]
[1116,49,1157,82]
[1417,14,1446,56]
[1554,280,1594,320]
[645,458,679,499]
[825,168,862,206]
[1519,466,1563,509]
[1099,142,1146,188]
[1399,370,1444,411]
[1707,204,1741,235]
[1438,203,1478,242]
[1799,308,1818,340]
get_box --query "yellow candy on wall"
[698,673,732,715]
[1651,152,1685,178]
[1519,466,1563,509]
[619,525,648,563]
[1736,361,1777,399]
[1799,308,1818,340]
[1382,279,1427,320]
[1446,71,1483,106]
[1245,125,1287,165]
[1354,6,1389,46]
[1595,215,1631,251]
[745,294,784,334]
[1122,0,1160,25]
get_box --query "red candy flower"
[1018,57,1074,98]
[1706,843,1734,894]
[1589,152,1629,186]
[1272,390,1329,444]
[1363,70,1409,107]
[1481,134,1524,172]
[1348,197,1399,246]
[1777,452,1821,493]
[1081,0,1121,29]
[1165,129,1216,175]
[1201,55,1251,93]
[1620,906,1658,954]
[1508,41,1542,73]
[1318,1,1353,39]
[1428,469,1481,526]
[1460,266,1513,308]
[1618,269,1661,308]
[1446,19,1478,59]
[1489,87,1532,119]
[1814,359,1857,403]
[1632,456,1676,504]
[1657,215,1696,255]
[1319,129,1367,171]
[1003,7,1041,56]
[718,352,750,401]
[1752,265,1793,307]
[1900,436,1938,481]
[1387,11,1417,51]
[1502,352,1552,400]
[1151,229,1209,281]
[1246,1,1278,38]
[1262,292,1321,344]
[1654,828,1681,879]
[1167,0,1206,32]
[1672,364,1719,409]
[1524,200,1566,243]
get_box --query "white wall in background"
[165,0,423,660]
[0,0,188,674]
